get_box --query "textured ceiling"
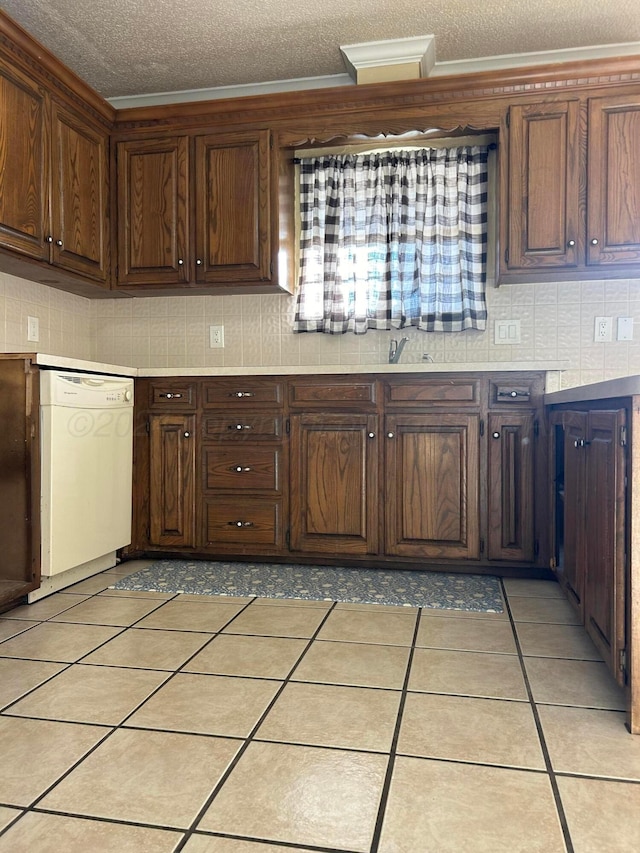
[1,0,639,99]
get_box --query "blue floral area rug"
[112,561,504,612]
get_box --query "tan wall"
[2,271,640,389]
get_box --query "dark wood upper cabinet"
[0,57,49,261]
[194,131,272,284]
[587,95,640,266]
[50,102,109,282]
[505,100,580,270]
[502,93,640,280]
[116,136,189,287]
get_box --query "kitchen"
[2,1,640,850]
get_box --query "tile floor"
[0,562,639,852]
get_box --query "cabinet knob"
[196,259,203,265]
[230,424,252,431]
[159,392,183,399]
[230,391,255,398]
[567,239,576,247]
[183,431,190,438]
[591,238,599,246]
[574,438,591,448]
[178,259,184,265]
[492,431,501,439]
[46,235,53,243]
[368,432,375,438]
[231,465,251,473]
[387,432,394,438]
[55,239,63,247]
[228,520,254,528]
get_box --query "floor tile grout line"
[368,607,422,853]
[173,600,340,853]
[179,826,360,853]
[501,579,575,853]
[5,594,264,822]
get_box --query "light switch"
[494,319,521,345]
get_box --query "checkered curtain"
[293,146,488,334]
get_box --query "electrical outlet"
[209,325,224,348]
[594,316,613,342]
[27,315,39,342]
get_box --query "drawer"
[489,377,541,405]
[289,379,377,408]
[203,413,283,441]
[204,498,282,548]
[203,379,283,408]
[385,378,480,407]
[148,381,197,409]
[204,447,281,492]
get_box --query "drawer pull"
[230,465,252,473]
[574,439,591,448]
[230,391,255,398]
[228,520,254,527]
[497,390,530,398]
[492,431,501,439]
[229,424,252,431]
[159,392,183,399]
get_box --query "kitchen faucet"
[388,337,409,364]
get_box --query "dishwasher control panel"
[40,371,135,408]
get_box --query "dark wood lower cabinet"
[487,412,535,562]
[149,413,196,548]
[290,413,379,555]
[554,408,627,686]
[385,413,480,560]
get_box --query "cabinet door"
[561,412,588,615]
[504,101,580,270]
[385,414,480,560]
[0,59,49,260]
[487,412,535,562]
[584,410,626,683]
[149,414,196,547]
[50,103,109,282]
[116,137,189,286]
[194,131,272,284]
[290,413,378,555]
[587,96,640,266]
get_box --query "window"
[293,142,490,335]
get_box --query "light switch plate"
[494,319,521,345]
[617,317,634,341]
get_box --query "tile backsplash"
[2,270,640,389]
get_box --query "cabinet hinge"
[549,556,557,569]
[480,419,484,437]
[285,418,290,435]
[620,648,627,675]
[534,539,540,557]
[146,526,150,540]
[620,425,627,447]
[504,248,509,264]
[145,420,150,434]
[480,537,485,554]
[534,420,539,438]
[506,110,510,128]
[285,529,290,548]
[270,260,274,275]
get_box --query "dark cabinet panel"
[385,414,480,560]
[0,58,49,261]
[116,136,189,286]
[149,413,196,547]
[487,412,535,562]
[290,413,379,555]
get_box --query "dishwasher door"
[40,371,134,576]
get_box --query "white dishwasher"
[35,370,134,599]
